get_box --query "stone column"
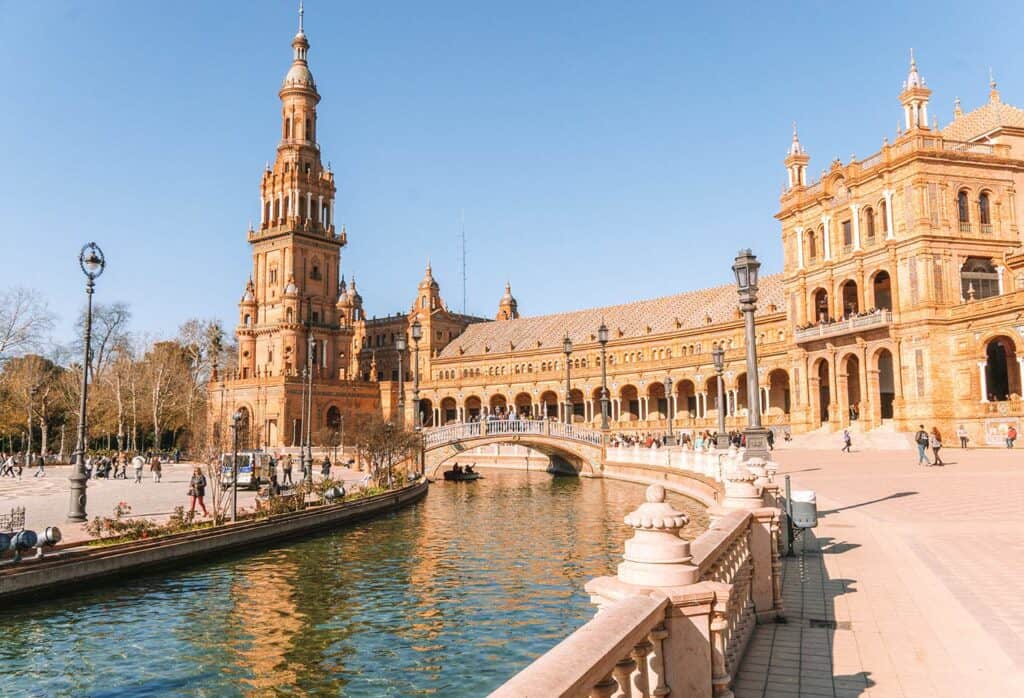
[979,362,989,402]
[883,189,895,239]
[796,228,804,269]
[821,215,832,260]
[851,203,862,250]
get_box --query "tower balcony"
[794,309,892,342]
[249,218,346,245]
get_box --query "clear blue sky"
[2,1,1021,341]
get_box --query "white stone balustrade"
[493,483,783,697]
[421,419,603,449]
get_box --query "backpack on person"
[916,430,929,446]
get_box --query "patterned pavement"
[734,445,1024,697]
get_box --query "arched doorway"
[489,394,508,416]
[815,359,830,423]
[619,385,639,422]
[985,336,1019,401]
[872,271,892,310]
[465,396,482,420]
[418,398,434,427]
[514,392,533,418]
[767,369,790,414]
[840,280,859,317]
[440,397,457,424]
[704,377,719,419]
[676,379,696,420]
[647,382,667,420]
[876,349,895,419]
[568,388,585,421]
[812,288,829,323]
[539,390,559,419]
[843,355,861,421]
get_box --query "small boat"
[443,469,481,482]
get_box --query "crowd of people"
[795,306,886,332]
[608,428,781,451]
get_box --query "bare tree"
[141,340,189,452]
[0,287,55,363]
[350,415,420,487]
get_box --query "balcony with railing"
[794,310,892,342]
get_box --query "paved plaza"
[734,445,1024,697]
[0,462,370,546]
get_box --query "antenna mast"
[460,209,467,314]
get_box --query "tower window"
[841,220,852,249]
[979,192,992,228]
[285,118,292,139]
[305,119,311,141]
[957,189,970,231]
[312,311,319,323]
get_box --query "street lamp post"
[303,332,314,482]
[68,242,105,523]
[712,345,729,449]
[411,320,422,429]
[732,249,770,461]
[663,376,673,443]
[598,322,610,430]
[562,335,573,424]
[395,333,407,429]
[230,410,241,522]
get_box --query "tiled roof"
[942,98,1024,141]
[438,274,784,359]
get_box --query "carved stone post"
[709,589,735,698]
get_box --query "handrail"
[794,310,891,341]
[490,595,670,698]
[421,419,604,449]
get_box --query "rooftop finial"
[989,67,1001,103]
[298,1,304,33]
[989,66,996,89]
[910,47,916,69]
[954,96,963,118]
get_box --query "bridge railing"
[422,419,604,449]
[605,444,745,482]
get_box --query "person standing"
[33,452,45,478]
[282,453,293,486]
[929,427,944,466]
[915,425,931,466]
[841,429,852,453]
[150,455,162,483]
[188,467,209,516]
[133,455,145,484]
[767,429,775,451]
[1006,425,1017,449]
[321,456,331,479]
[957,425,969,449]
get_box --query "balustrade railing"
[794,309,892,341]
[490,595,671,697]
[421,419,604,449]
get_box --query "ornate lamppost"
[411,320,422,429]
[662,376,673,443]
[562,334,573,424]
[732,249,770,461]
[712,344,729,449]
[598,322,610,430]
[302,332,314,482]
[395,333,407,429]
[68,242,105,523]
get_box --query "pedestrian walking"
[930,427,944,466]
[32,453,45,478]
[767,429,775,451]
[321,456,331,479]
[841,429,852,453]
[150,455,162,483]
[188,467,209,517]
[915,425,931,465]
[0,454,13,478]
[282,454,293,486]
[132,455,145,484]
[1006,425,1017,449]
[957,425,969,449]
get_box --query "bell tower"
[899,49,932,131]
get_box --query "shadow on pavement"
[818,490,916,516]
[732,532,875,697]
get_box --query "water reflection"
[0,470,706,697]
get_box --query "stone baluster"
[630,640,652,696]
[591,672,618,698]
[709,590,734,698]
[647,624,670,697]
[613,654,637,696]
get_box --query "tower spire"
[899,49,931,131]
[989,67,1001,103]
[783,121,809,191]
[298,1,304,33]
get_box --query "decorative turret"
[413,261,444,314]
[899,49,932,131]
[496,281,519,320]
[783,122,809,191]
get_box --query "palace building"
[211,14,1024,448]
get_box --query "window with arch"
[285,118,292,139]
[880,199,889,235]
[808,229,818,260]
[957,190,970,231]
[961,257,1000,300]
[864,206,876,244]
[305,118,311,141]
[979,192,992,231]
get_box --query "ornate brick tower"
[211,5,380,451]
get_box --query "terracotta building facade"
[212,20,1024,448]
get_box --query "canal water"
[0,469,707,697]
